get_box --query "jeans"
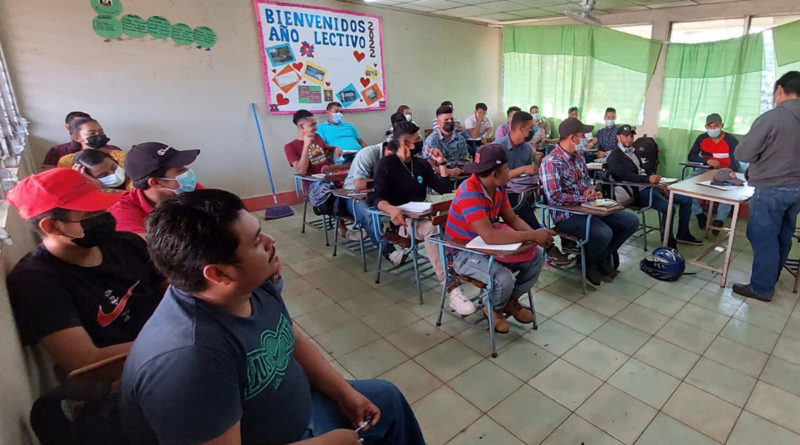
[508,192,542,229]
[555,210,639,267]
[452,246,545,310]
[640,188,693,241]
[688,168,732,221]
[352,199,395,257]
[300,379,425,444]
[746,185,800,300]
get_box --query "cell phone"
[355,418,372,433]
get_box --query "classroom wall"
[0,0,502,200]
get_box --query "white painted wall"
[0,0,502,199]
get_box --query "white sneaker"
[449,287,477,316]
[344,229,363,242]
[388,249,406,267]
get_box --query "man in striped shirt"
[445,144,554,333]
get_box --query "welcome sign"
[253,1,387,114]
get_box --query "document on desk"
[397,202,432,213]
[466,236,522,251]
[660,177,678,185]
[698,180,742,191]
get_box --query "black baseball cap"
[464,144,507,174]
[125,142,200,183]
[558,118,593,138]
[617,124,636,136]
[706,113,722,125]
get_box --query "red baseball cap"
[7,168,123,219]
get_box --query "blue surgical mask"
[332,112,344,124]
[531,113,541,120]
[161,169,197,195]
[707,128,721,138]
[606,120,615,127]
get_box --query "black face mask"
[443,122,455,133]
[69,213,117,248]
[86,134,110,149]
[412,140,424,155]
[524,129,534,142]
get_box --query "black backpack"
[633,135,659,175]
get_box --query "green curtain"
[773,20,800,78]
[503,25,662,135]
[656,34,764,178]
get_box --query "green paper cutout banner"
[146,16,172,39]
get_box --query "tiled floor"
[263,204,800,444]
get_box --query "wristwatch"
[437,161,447,166]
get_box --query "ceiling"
[345,0,731,24]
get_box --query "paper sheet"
[660,177,678,184]
[466,236,522,251]
[698,180,741,191]
[397,202,432,213]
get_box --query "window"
[0,39,27,198]
[610,24,653,40]
[749,15,800,34]
[751,17,800,112]
[670,19,746,44]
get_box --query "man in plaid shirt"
[540,118,639,286]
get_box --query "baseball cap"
[706,113,722,125]
[558,118,593,138]
[617,124,636,136]
[464,144,507,174]
[713,168,745,185]
[7,168,123,219]
[125,142,200,183]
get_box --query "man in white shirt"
[464,103,493,141]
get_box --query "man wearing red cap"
[6,168,166,373]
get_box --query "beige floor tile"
[590,319,651,355]
[608,359,680,409]
[614,304,669,334]
[636,413,720,445]
[551,303,609,335]
[576,384,657,444]
[685,358,757,407]
[488,385,570,445]
[313,319,380,357]
[360,304,420,335]
[289,256,338,275]
[281,276,317,298]
[530,359,602,410]
[703,336,769,377]
[674,303,730,334]
[634,337,700,379]
[413,386,482,445]
[781,317,800,340]
[541,414,622,445]
[652,280,701,301]
[523,319,585,356]
[284,289,336,317]
[634,289,687,316]
[454,324,521,356]
[530,290,573,318]
[338,338,408,379]
[690,289,744,316]
[449,359,523,411]
[597,277,650,302]
[563,337,628,379]
[576,291,630,317]
[545,277,589,302]
[445,415,524,445]
[734,302,790,333]
[378,360,442,404]
[321,273,374,301]
[617,268,660,290]
[727,411,800,445]
[719,318,779,353]
[337,289,396,318]
[384,319,450,357]
[415,338,483,382]
[745,381,800,435]
[493,338,558,381]
[293,304,354,337]
[772,335,800,366]
[655,319,716,354]
[760,356,800,396]
[662,383,741,443]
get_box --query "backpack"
[633,135,659,175]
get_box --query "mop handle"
[251,103,279,204]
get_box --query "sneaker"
[387,249,406,267]
[696,213,707,230]
[344,229,365,242]
[561,239,580,255]
[711,219,724,236]
[546,245,571,266]
[449,287,477,316]
[676,233,703,246]
[483,307,509,333]
[732,283,771,301]
[586,264,603,286]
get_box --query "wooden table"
[662,171,754,287]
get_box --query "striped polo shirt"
[445,174,510,246]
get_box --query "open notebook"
[466,236,522,251]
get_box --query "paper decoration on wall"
[89,0,218,51]
[253,1,386,114]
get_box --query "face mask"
[443,121,455,133]
[404,113,412,122]
[85,134,110,149]
[572,137,586,151]
[524,130,534,142]
[707,128,721,138]
[332,112,344,124]
[606,120,616,127]
[98,167,126,188]
[68,212,117,248]
[531,113,541,120]
[412,140,424,155]
[161,169,197,195]
[533,125,539,133]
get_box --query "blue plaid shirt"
[595,126,618,152]
[424,128,470,166]
[540,145,592,223]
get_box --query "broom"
[251,103,295,219]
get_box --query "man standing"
[732,71,800,302]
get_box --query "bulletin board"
[252,1,387,114]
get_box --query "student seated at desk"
[529,105,551,140]
[495,106,520,140]
[540,118,639,286]
[464,102,493,141]
[72,149,131,191]
[56,117,125,168]
[6,168,166,373]
[431,100,466,135]
[317,101,366,160]
[592,107,618,155]
[445,144,553,333]
[120,189,425,445]
[605,125,702,248]
[687,113,740,231]
[375,121,475,315]
[424,104,470,172]
[42,111,91,168]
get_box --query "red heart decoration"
[272,69,276,73]
[276,94,290,106]
[302,80,306,84]
[353,50,365,62]
[325,81,331,87]
[360,77,370,87]
[292,62,303,71]
[359,99,363,102]
[373,63,378,67]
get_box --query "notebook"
[466,236,522,251]
[397,202,432,213]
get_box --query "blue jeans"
[452,246,545,310]
[351,199,395,257]
[640,188,693,241]
[688,168,732,221]
[746,185,800,300]
[300,379,425,444]
[555,210,639,267]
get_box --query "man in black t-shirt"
[121,189,424,444]
[6,168,166,373]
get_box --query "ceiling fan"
[564,0,602,26]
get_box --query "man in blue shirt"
[317,102,366,162]
[120,189,424,445]
[593,107,618,154]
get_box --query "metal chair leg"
[641,210,648,251]
[486,289,497,358]
[527,290,537,330]
[580,245,588,295]
[301,200,308,234]
[375,242,383,284]
[322,214,330,246]
[332,216,339,257]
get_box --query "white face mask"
[98,166,126,187]
[404,113,412,121]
